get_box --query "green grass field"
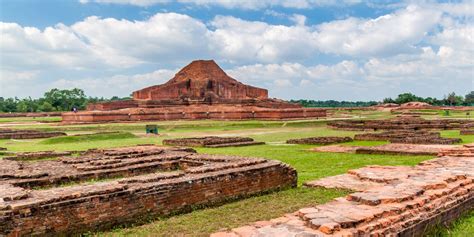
[0,110,473,236]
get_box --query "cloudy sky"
[0,0,473,100]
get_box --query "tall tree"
[464,91,474,105]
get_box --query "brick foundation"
[0,129,66,140]
[461,130,474,135]
[328,115,473,131]
[214,144,474,236]
[0,145,297,236]
[286,136,353,145]
[354,130,462,144]
[162,136,264,147]
[62,106,326,123]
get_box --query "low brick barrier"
[214,144,474,236]
[354,144,458,156]
[0,112,62,118]
[3,151,73,161]
[62,106,326,123]
[328,116,473,131]
[354,130,461,144]
[461,130,474,135]
[0,129,66,140]
[162,136,264,147]
[286,136,353,145]
[0,145,297,236]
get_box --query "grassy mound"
[40,132,137,144]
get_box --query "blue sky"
[0,0,473,100]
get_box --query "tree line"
[381,92,474,106]
[0,88,472,112]
[293,91,473,108]
[0,88,130,113]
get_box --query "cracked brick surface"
[214,144,474,236]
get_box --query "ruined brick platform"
[214,145,473,236]
[0,128,66,139]
[3,151,73,161]
[328,115,473,131]
[0,145,296,236]
[354,143,461,156]
[311,143,460,156]
[162,136,264,148]
[354,130,462,144]
[62,60,326,123]
[286,136,353,145]
[461,130,474,135]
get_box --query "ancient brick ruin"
[0,128,66,140]
[2,151,73,161]
[0,145,296,236]
[312,143,460,156]
[354,130,461,144]
[461,130,474,135]
[286,136,353,145]
[162,136,264,148]
[328,115,473,131]
[214,144,474,236]
[354,144,460,156]
[62,60,325,123]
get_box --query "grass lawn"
[0,111,473,236]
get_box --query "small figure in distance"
[72,107,78,113]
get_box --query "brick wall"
[0,146,297,236]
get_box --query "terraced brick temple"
[162,136,265,148]
[213,144,474,236]
[62,60,326,123]
[0,145,297,236]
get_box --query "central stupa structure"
[133,60,267,101]
[63,60,325,123]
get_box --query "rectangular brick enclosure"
[0,145,297,236]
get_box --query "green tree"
[43,88,87,111]
[39,101,54,112]
[464,91,474,105]
[445,92,463,106]
[394,93,424,104]
[15,100,28,112]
